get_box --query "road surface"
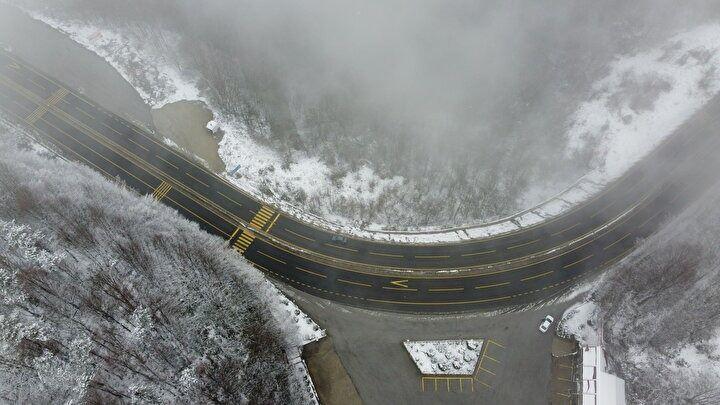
[0,49,716,312]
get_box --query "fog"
[8,0,720,227]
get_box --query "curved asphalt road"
[0,49,716,312]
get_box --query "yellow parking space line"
[478,367,496,376]
[604,232,632,250]
[507,238,539,250]
[487,339,505,348]
[323,243,358,252]
[475,282,510,289]
[337,278,371,288]
[558,364,573,369]
[521,270,554,282]
[475,379,492,389]
[369,251,404,258]
[484,355,500,363]
[257,250,286,265]
[428,287,464,292]
[296,266,326,278]
[562,254,594,269]
[461,249,495,257]
[284,228,315,242]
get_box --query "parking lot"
[286,286,581,405]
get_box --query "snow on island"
[403,339,483,375]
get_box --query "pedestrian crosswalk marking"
[26,87,68,124]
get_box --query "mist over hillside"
[12,0,720,229]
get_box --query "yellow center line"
[337,278,372,288]
[604,232,632,250]
[562,254,594,269]
[284,228,316,242]
[521,270,554,282]
[323,243,358,253]
[551,223,579,236]
[461,249,496,257]
[257,251,286,265]
[369,251,404,258]
[296,266,327,278]
[185,171,209,187]
[506,239,539,250]
[428,287,464,292]
[475,282,510,290]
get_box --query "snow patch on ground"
[557,302,601,346]
[25,12,201,108]
[567,23,720,181]
[403,339,483,375]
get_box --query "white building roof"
[582,346,626,405]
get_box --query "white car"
[539,315,555,333]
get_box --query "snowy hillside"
[0,122,321,403]
[557,180,720,404]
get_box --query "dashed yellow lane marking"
[638,210,663,228]
[591,201,617,218]
[369,251,404,259]
[296,266,326,278]
[337,278,372,288]
[521,270,554,282]
[126,136,149,151]
[428,287,464,292]
[323,242,358,252]
[217,191,243,208]
[507,238,540,250]
[551,223,579,236]
[562,254,594,269]
[6,61,19,70]
[475,282,510,289]
[461,249,495,257]
[604,232,632,250]
[151,181,172,201]
[257,250,286,265]
[382,286,419,292]
[185,171,209,187]
[284,228,315,242]
[155,154,179,170]
[414,254,450,259]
